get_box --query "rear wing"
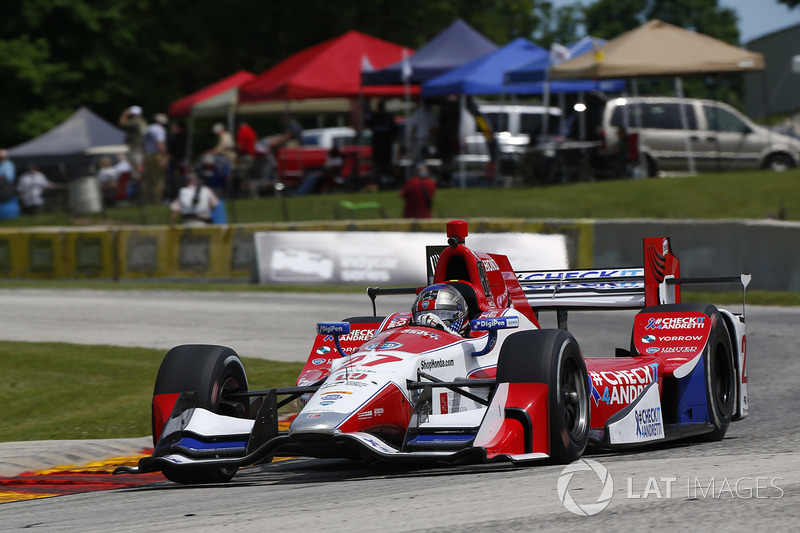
[517,237,751,321]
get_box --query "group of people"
[116,105,266,225]
[0,148,52,217]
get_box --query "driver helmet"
[412,284,469,335]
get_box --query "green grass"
[2,169,798,228]
[0,341,303,442]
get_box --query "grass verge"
[1,169,798,228]
[0,341,303,443]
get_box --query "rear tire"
[703,317,735,441]
[496,329,590,464]
[153,344,249,484]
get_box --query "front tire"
[763,153,796,171]
[153,344,249,484]
[496,329,590,464]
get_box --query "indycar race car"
[115,220,750,484]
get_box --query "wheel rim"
[561,357,589,441]
[217,374,248,418]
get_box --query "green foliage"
[0,0,749,148]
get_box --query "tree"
[0,0,563,148]
[778,0,800,8]
[582,0,744,105]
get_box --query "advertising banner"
[254,231,568,285]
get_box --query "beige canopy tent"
[548,19,765,175]
[549,19,764,80]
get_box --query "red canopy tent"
[169,70,256,117]
[238,30,418,110]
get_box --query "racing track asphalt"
[0,289,798,530]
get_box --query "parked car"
[602,96,800,175]
[260,127,372,188]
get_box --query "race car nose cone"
[290,411,348,435]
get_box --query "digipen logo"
[557,459,614,516]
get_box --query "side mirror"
[316,322,351,357]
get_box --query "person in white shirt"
[16,167,51,215]
[169,172,219,226]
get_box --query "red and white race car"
[116,220,750,484]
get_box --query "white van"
[602,96,800,175]
[462,104,563,155]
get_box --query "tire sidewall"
[705,319,735,439]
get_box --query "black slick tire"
[496,329,590,464]
[153,344,249,484]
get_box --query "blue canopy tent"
[362,19,497,85]
[504,36,626,86]
[424,37,625,96]
[422,38,547,96]
[501,37,626,142]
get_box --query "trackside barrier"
[0,219,594,282]
[1,219,798,289]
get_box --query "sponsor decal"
[589,363,659,406]
[312,357,327,364]
[645,316,706,330]
[440,392,449,414]
[481,258,499,272]
[635,407,663,439]
[374,408,384,416]
[323,390,352,395]
[660,346,696,354]
[659,335,703,342]
[315,347,331,356]
[472,316,519,330]
[641,335,656,344]
[324,329,375,342]
[420,359,455,371]
[308,414,322,419]
[519,268,642,281]
[667,357,688,361]
[422,300,430,309]
[646,347,660,354]
[364,341,403,351]
[320,401,335,406]
[321,394,343,401]
[318,323,348,335]
[357,410,373,420]
[403,328,441,340]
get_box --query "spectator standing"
[143,113,168,204]
[210,122,236,163]
[118,106,147,179]
[16,166,51,216]
[368,100,397,189]
[96,156,118,208]
[408,104,435,164]
[401,163,436,218]
[0,149,16,204]
[235,120,258,198]
[166,121,188,201]
[169,172,219,226]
